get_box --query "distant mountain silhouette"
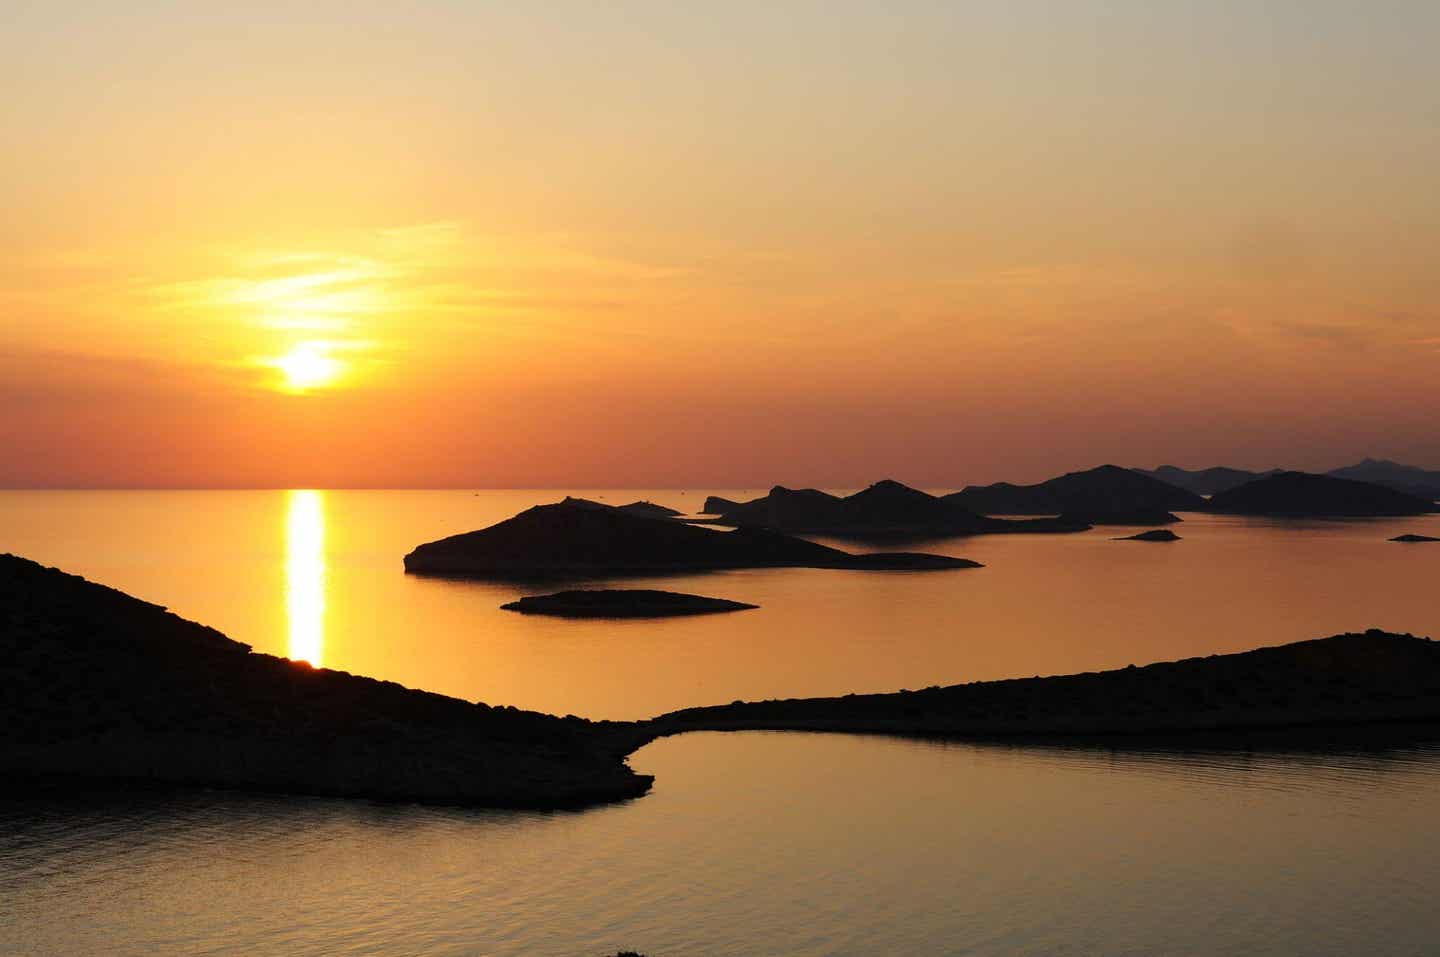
[946,465,1203,519]
[1134,465,1285,496]
[405,502,981,576]
[501,589,757,618]
[1210,472,1437,517]
[700,479,1088,537]
[559,496,683,519]
[1326,459,1440,501]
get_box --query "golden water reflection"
[285,490,326,666]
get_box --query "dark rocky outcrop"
[1391,534,1440,543]
[1134,465,1284,496]
[0,554,650,809]
[559,496,683,519]
[404,502,980,577]
[1327,459,1440,502]
[502,589,758,618]
[648,630,1440,740]
[1209,472,1437,517]
[1115,529,1181,541]
[946,465,1204,516]
[700,479,1088,538]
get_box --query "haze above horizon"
[4,2,1438,488]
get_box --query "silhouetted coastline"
[8,552,1440,811]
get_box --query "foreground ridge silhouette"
[5,552,1439,809]
[0,554,650,808]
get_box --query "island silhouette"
[502,589,758,618]
[403,500,981,577]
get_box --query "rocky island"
[1209,471,1437,517]
[946,465,1203,521]
[1114,529,1181,541]
[404,501,982,577]
[1391,534,1440,543]
[502,589,759,618]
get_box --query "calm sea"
[3,489,1439,955]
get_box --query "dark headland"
[1391,534,1440,543]
[1209,471,1437,517]
[946,464,1203,522]
[0,554,650,809]
[8,553,1440,810]
[502,589,758,618]
[403,501,981,577]
[699,479,1088,538]
[1115,529,1181,541]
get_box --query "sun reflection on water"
[285,490,326,666]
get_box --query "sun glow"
[285,489,326,667]
[272,341,344,392]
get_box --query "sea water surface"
[2,490,1439,955]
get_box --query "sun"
[271,341,344,392]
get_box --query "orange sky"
[4,2,1438,487]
